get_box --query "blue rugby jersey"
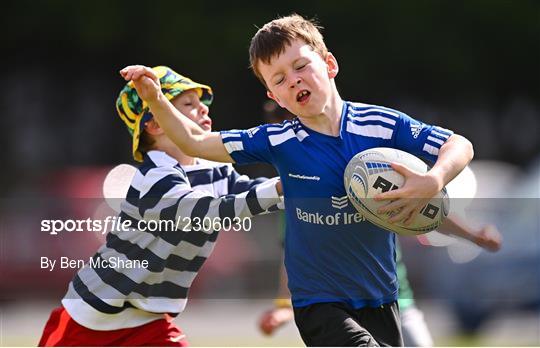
[62,151,281,330]
[221,101,453,308]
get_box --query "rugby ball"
[344,147,449,235]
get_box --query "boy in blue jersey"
[256,101,501,346]
[120,13,474,346]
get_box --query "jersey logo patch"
[410,123,423,139]
[331,196,349,209]
[247,127,259,138]
[288,173,320,181]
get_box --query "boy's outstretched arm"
[377,134,474,224]
[439,214,502,252]
[120,65,233,163]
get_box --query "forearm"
[229,174,269,194]
[199,178,281,220]
[428,134,474,190]
[438,213,479,244]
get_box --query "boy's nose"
[199,103,209,116]
[289,78,301,89]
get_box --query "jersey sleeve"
[220,125,273,165]
[392,112,454,163]
[225,164,268,194]
[134,165,281,228]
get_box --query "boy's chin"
[199,125,212,132]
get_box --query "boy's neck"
[152,138,197,166]
[298,93,343,137]
[176,153,197,166]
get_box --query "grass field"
[1,300,538,346]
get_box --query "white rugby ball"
[344,147,449,235]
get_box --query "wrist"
[426,169,445,192]
[471,233,483,246]
[146,92,167,109]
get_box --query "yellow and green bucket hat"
[115,66,213,162]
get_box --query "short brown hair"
[249,14,328,87]
[138,129,156,154]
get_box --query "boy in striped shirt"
[120,14,474,347]
[38,66,282,346]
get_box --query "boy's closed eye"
[274,76,284,85]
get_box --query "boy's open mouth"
[296,90,311,103]
[200,119,212,129]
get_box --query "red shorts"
[38,307,189,347]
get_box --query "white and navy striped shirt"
[62,150,281,330]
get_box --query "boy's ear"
[326,52,339,79]
[267,90,285,108]
[144,119,164,136]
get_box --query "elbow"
[464,136,474,163]
[452,134,474,163]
